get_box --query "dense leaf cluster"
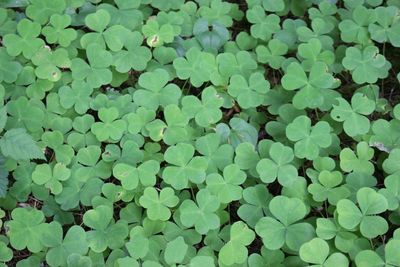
[0,0,400,266]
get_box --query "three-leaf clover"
[173,47,217,87]
[80,9,130,51]
[113,31,152,72]
[6,208,50,253]
[71,43,113,88]
[113,160,160,189]
[218,221,255,266]
[206,164,246,204]
[32,163,71,195]
[26,0,65,25]
[142,20,175,47]
[299,238,349,267]
[256,142,298,186]
[281,62,335,109]
[146,104,190,145]
[255,196,314,251]
[58,81,93,115]
[31,47,71,82]
[308,170,350,205]
[45,225,88,267]
[342,46,390,84]
[286,115,332,160]
[42,14,77,47]
[331,93,375,137]
[256,39,288,69]
[91,107,127,142]
[182,86,223,127]
[3,19,44,59]
[133,68,181,111]
[337,187,388,238]
[355,239,400,267]
[246,5,280,41]
[179,189,220,234]
[139,187,179,221]
[162,143,208,190]
[83,205,128,252]
[339,142,374,174]
[368,6,400,47]
[228,72,270,109]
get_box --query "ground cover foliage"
[0,0,400,266]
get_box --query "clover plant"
[0,0,399,266]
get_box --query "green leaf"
[286,115,332,160]
[342,46,390,84]
[179,189,220,234]
[0,128,44,161]
[139,187,179,221]
[337,187,388,238]
[331,93,375,137]
[164,237,188,265]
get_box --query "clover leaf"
[3,18,44,59]
[45,225,88,267]
[91,107,127,142]
[256,142,298,186]
[383,148,400,176]
[195,133,234,172]
[71,43,113,88]
[6,208,50,253]
[206,164,246,204]
[81,9,130,51]
[173,47,217,87]
[113,31,152,72]
[113,160,159,189]
[281,61,335,109]
[237,185,271,228]
[146,104,190,145]
[331,93,375,137]
[32,163,71,195]
[337,187,388,238]
[139,187,179,221]
[142,20,175,47]
[193,18,229,53]
[342,46,390,84]
[26,0,65,25]
[217,118,259,148]
[164,236,188,265]
[338,5,375,45]
[286,115,332,160]
[355,239,400,267]
[0,48,22,84]
[58,81,93,114]
[380,174,400,211]
[83,205,128,253]
[368,6,400,47]
[300,238,349,267]
[218,221,255,266]
[42,14,77,47]
[182,86,223,127]
[255,196,314,251]
[256,39,288,69]
[179,189,220,235]
[308,170,350,205]
[162,143,208,190]
[31,47,71,82]
[133,68,181,111]
[228,72,270,109]
[246,5,280,41]
[339,142,374,175]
